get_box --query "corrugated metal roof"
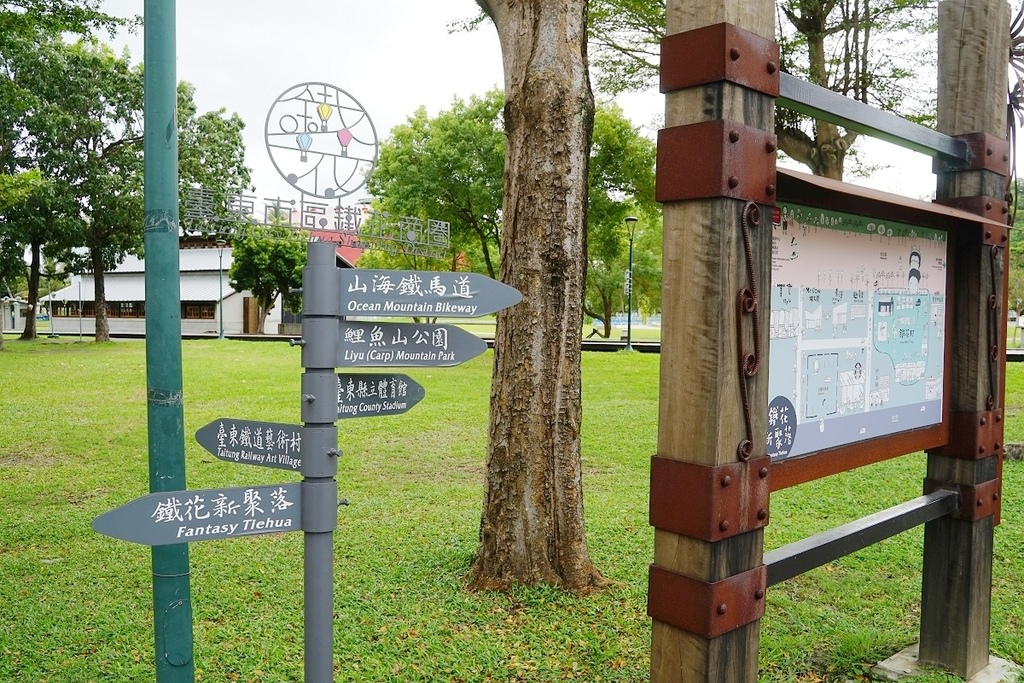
[46,244,352,303]
[114,248,233,273]
[48,273,235,303]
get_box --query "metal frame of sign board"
[767,169,1007,490]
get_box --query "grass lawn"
[0,337,1021,682]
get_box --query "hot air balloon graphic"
[265,82,379,198]
[316,102,333,131]
[337,128,353,157]
[296,132,313,162]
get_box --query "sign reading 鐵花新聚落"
[92,483,301,546]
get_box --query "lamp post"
[216,239,226,339]
[624,216,638,351]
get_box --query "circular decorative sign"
[264,82,378,199]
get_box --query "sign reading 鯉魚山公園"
[92,483,301,546]
[337,321,487,367]
[194,418,302,470]
[768,203,947,461]
[336,373,426,419]
[340,269,522,318]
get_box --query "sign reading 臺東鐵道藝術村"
[194,418,302,470]
[91,483,301,546]
[340,269,522,318]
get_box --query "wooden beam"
[651,2,775,680]
[920,1,1009,678]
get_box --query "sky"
[96,0,512,204]
[93,0,941,210]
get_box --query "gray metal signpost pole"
[299,241,341,682]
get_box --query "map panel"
[767,203,947,460]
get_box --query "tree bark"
[19,240,40,340]
[91,249,110,342]
[470,0,607,591]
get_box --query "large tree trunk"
[91,249,110,342]
[470,0,606,591]
[19,240,40,340]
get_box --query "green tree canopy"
[1,29,249,341]
[227,226,306,335]
[367,92,660,320]
[366,90,505,276]
[584,102,660,337]
[587,0,935,179]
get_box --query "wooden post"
[921,0,1010,677]
[649,2,775,680]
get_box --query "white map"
[767,204,947,460]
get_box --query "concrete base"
[872,644,1022,682]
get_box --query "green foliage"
[0,169,44,289]
[227,227,306,333]
[178,82,252,235]
[366,91,505,276]
[587,0,663,94]
[1009,180,1024,314]
[0,25,249,340]
[0,0,131,42]
[367,92,661,320]
[1,339,1022,680]
[584,103,660,332]
[588,0,937,178]
[0,168,42,210]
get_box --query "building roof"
[114,247,233,273]
[47,272,234,303]
[45,243,351,304]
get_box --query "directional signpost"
[94,242,523,683]
[340,269,522,318]
[337,373,425,419]
[92,483,301,546]
[337,321,487,367]
[195,418,303,470]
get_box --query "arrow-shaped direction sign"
[340,269,522,318]
[195,418,302,470]
[337,373,426,419]
[93,483,301,546]
[337,321,487,367]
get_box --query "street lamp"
[624,216,639,351]
[216,239,226,339]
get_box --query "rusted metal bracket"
[933,132,1010,175]
[650,456,770,541]
[661,22,780,96]
[656,120,777,203]
[927,410,1003,460]
[937,196,1011,226]
[923,478,1001,523]
[647,563,767,639]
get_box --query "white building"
[2,296,30,333]
[44,244,354,337]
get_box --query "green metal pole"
[143,2,194,681]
